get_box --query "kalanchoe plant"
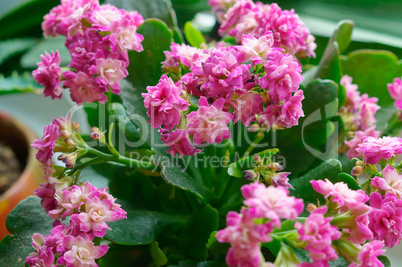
[1,0,402,266]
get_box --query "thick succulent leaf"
[0,0,59,40]
[261,79,339,177]
[184,21,206,48]
[0,196,53,266]
[105,210,177,245]
[0,38,36,66]
[178,204,219,260]
[20,36,70,68]
[0,72,41,95]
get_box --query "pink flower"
[311,179,369,209]
[89,53,128,94]
[142,75,189,130]
[388,77,402,109]
[344,126,380,159]
[237,32,274,64]
[241,182,304,227]
[162,42,207,71]
[216,209,272,267]
[35,182,57,213]
[219,0,258,40]
[33,51,63,99]
[295,207,341,264]
[160,129,201,157]
[271,172,294,189]
[209,0,237,23]
[369,193,402,248]
[41,0,98,37]
[32,123,59,166]
[349,241,385,267]
[25,246,56,267]
[357,94,380,130]
[87,4,125,31]
[109,14,144,54]
[63,71,108,105]
[187,97,234,145]
[262,90,304,129]
[260,49,303,104]
[67,30,110,72]
[356,136,402,165]
[194,47,253,98]
[341,75,361,112]
[57,234,108,266]
[225,92,263,127]
[372,166,402,198]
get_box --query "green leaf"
[0,196,54,266]
[0,72,41,95]
[127,19,172,90]
[227,148,279,178]
[108,102,142,143]
[156,153,212,201]
[0,0,60,40]
[105,210,177,245]
[106,0,178,28]
[289,159,361,215]
[184,21,206,48]
[0,38,36,66]
[342,49,402,107]
[179,204,219,260]
[20,36,71,68]
[150,241,168,266]
[378,255,391,267]
[331,20,354,54]
[262,79,339,177]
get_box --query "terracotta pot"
[0,111,43,239]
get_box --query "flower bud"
[306,203,317,212]
[253,154,262,163]
[60,130,71,138]
[72,121,80,131]
[248,124,260,132]
[63,153,77,168]
[65,138,76,147]
[267,162,284,172]
[243,170,259,180]
[351,165,363,177]
[90,127,105,142]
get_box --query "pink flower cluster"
[372,166,402,198]
[208,0,237,23]
[311,179,372,244]
[340,75,380,132]
[356,136,402,165]
[149,38,304,156]
[369,193,402,248]
[295,207,341,265]
[216,182,303,267]
[31,114,80,181]
[34,0,144,105]
[218,0,316,58]
[388,77,402,109]
[344,126,380,159]
[26,182,126,267]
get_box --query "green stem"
[107,123,120,156]
[242,131,265,158]
[72,156,104,173]
[85,147,158,171]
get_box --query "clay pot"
[0,111,43,239]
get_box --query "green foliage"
[105,210,178,245]
[262,79,339,177]
[227,148,279,178]
[184,22,206,48]
[0,72,41,95]
[0,196,53,266]
[0,38,36,66]
[0,0,59,40]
